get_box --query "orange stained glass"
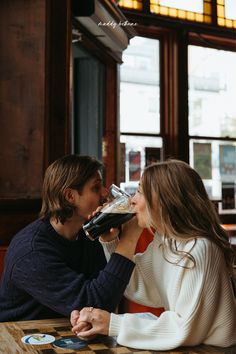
[217,0,236,28]
[118,0,143,10]
[150,0,212,23]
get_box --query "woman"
[0,155,138,321]
[71,159,236,350]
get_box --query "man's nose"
[100,187,109,204]
[101,186,108,197]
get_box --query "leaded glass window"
[118,0,143,10]
[118,0,236,28]
[217,0,236,28]
[150,0,211,23]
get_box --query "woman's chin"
[138,220,146,228]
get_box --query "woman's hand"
[99,227,120,243]
[71,307,111,340]
[121,216,143,242]
[87,206,119,242]
[115,216,143,260]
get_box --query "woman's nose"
[131,194,136,205]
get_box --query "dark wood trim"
[0,199,41,212]
[72,19,123,64]
[121,132,162,137]
[44,0,72,169]
[159,29,189,161]
[103,61,119,186]
[161,30,176,159]
[0,199,41,246]
[211,0,218,27]
[189,32,236,51]
[176,29,189,162]
[189,136,236,141]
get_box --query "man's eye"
[93,186,101,192]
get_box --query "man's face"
[73,171,107,221]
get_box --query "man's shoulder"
[7,219,48,256]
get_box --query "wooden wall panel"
[0,0,72,246]
[0,0,46,198]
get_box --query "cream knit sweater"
[100,235,236,350]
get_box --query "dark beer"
[83,184,135,240]
[83,210,135,240]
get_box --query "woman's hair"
[142,159,235,275]
[39,155,103,224]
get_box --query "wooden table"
[0,317,235,354]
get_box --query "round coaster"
[21,333,55,345]
[53,337,88,349]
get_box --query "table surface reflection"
[0,317,235,354]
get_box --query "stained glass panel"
[150,0,211,23]
[118,0,236,28]
[217,0,236,27]
[118,0,143,10]
[160,0,203,13]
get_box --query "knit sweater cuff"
[109,313,123,336]
[104,252,135,284]
[99,237,119,256]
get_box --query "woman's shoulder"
[190,238,225,271]
[194,237,220,254]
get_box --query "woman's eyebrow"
[95,177,102,182]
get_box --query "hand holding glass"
[83,184,135,240]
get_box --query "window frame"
[120,21,236,162]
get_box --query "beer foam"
[102,198,134,214]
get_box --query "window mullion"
[161,29,189,162]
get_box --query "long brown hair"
[39,155,103,223]
[142,159,235,275]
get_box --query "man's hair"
[39,155,103,223]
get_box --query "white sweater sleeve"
[109,239,236,350]
[99,237,119,262]
[124,240,164,307]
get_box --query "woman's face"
[73,171,107,221]
[131,183,149,228]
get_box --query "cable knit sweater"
[100,235,236,350]
[0,219,135,321]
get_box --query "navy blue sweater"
[0,219,135,321]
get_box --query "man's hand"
[70,309,92,336]
[70,310,80,327]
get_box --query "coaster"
[53,336,88,349]
[21,333,55,345]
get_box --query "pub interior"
[0,0,236,353]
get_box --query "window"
[117,1,236,216]
[188,46,236,200]
[119,37,162,193]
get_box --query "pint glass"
[83,184,135,240]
